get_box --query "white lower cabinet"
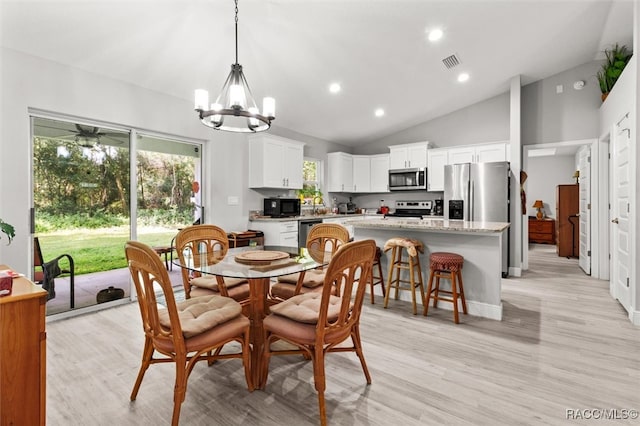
[322,216,357,239]
[250,220,298,248]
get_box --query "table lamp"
[532,200,544,220]
[573,170,580,184]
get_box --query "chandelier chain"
[234,0,239,64]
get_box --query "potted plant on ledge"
[597,43,632,102]
[0,219,15,245]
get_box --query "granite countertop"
[346,217,510,233]
[249,214,370,222]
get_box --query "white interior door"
[612,117,631,313]
[578,146,591,275]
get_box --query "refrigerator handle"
[469,180,474,221]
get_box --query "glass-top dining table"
[173,245,332,388]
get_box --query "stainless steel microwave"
[388,168,427,191]
[263,198,301,217]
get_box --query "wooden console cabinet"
[0,268,47,425]
[528,217,556,244]
[556,184,579,257]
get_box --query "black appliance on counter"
[263,198,301,218]
[388,168,427,191]
[384,200,432,218]
[337,202,357,214]
[434,199,444,216]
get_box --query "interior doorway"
[522,139,601,276]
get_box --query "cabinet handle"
[612,218,619,224]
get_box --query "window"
[303,158,322,192]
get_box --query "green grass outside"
[38,227,180,275]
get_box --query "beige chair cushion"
[190,276,247,291]
[383,237,424,257]
[278,269,326,288]
[158,295,242,338]
[269,292,342,324]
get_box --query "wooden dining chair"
[270,223,349,302]
[124,240,253,426]
[260,239,377,426]
[175,224,250,304]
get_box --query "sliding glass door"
[135,134,202,282]
[32,116,203,315]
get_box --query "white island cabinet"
[349,217,510,320]
[249,134,304,189]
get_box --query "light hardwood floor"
[46,244,640,425]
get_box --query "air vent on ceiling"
[442,54,460,69]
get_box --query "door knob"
[612,218,619,224]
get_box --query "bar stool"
[383,237,425,314]
[369,246,386,304]
[423,252,467,323]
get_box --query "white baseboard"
[630,309,640,326]
[372,290,502,321]
[508,267,522,277]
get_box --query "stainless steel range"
[385,200,432,218]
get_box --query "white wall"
[522,61,604,145]
[526,155,576,219]
[354,92,510,155]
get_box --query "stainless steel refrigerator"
[444,161,510,277]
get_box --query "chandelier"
[194,0,275,133]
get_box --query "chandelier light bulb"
[248,107,259,127]
[229,84,245,108]
[263,97,276,118]
[194,89,209,110]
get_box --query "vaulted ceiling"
[1,0,633,146]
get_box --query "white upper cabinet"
[475,142,509,163]
[447,142,509,164]
[352,155,371,193]
[369,153,390,193]
[249,134,304,189]
[327,152,354,192]
[389,141,430,169]
[426,148,448,192]
[447,146,475,164]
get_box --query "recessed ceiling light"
[329,82,341,94]
[374,108,385,117]
[428,28,443,42]
[457,72,470,83]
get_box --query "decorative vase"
[601,92,609,102]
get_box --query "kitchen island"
[347,217,510,320]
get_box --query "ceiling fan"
[64,124,127,148]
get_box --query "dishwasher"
[298,218,322,247]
